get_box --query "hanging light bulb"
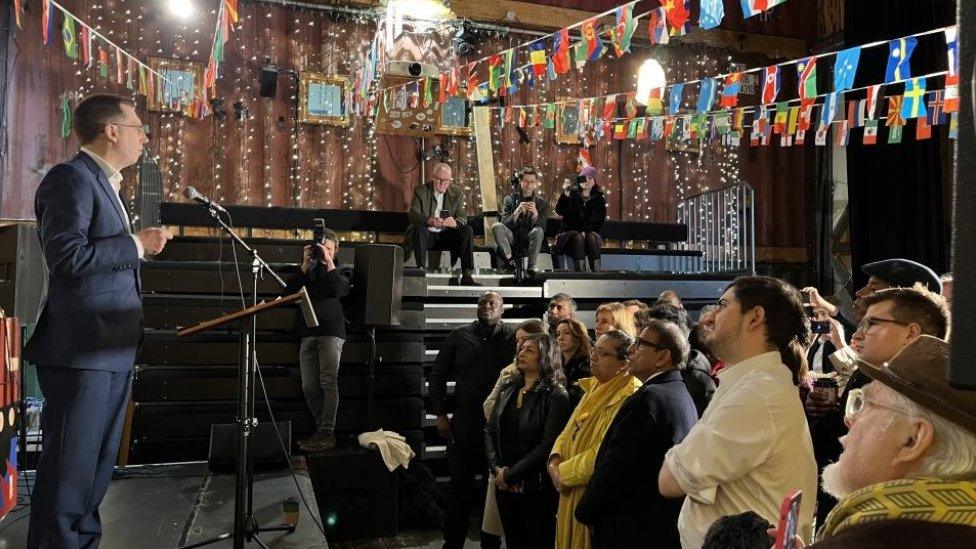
[167,0,194,19]
[635,58,666,106]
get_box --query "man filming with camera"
[285,224,353,452]
[491,166,548,277]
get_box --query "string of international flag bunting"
[19,0,959,148]
[356,0,788,112]
[480,25,961,147]
[14,0,240,119]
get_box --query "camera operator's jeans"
[298,335,344,436]
[491,223,545,269]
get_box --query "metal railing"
[677,182,756,274]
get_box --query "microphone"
[183,186,228,214]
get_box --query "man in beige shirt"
[658,277,818,548]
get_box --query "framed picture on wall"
[437,96,471,137]
[299,72,350,126]
[555,101,580,144]
[147,58,201,116]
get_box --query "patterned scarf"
[819,478,976,540]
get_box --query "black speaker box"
[0,224,45,323]
[259,66,279,98]
[352,244,403,327]
[207,421,291,472]
[306,447,397,542]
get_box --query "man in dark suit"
[404,162,479,286]
[25,94,173,548]
[575,320,698,549]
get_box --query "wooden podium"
[176,288,317,549]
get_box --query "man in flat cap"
[783,336,976,547]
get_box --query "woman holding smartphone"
[553,166,607,272]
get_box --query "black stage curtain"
[844,1,956,285]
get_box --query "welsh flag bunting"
[544,103,556,128]
[502,50,515,90]
[488,55,502,93]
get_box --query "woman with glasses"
[549,331,640,549]
[555,318,594,407]
[485,334,570,549]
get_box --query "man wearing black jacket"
[429,291,516,549]
[285,228,352,452]
[490,167,549,276]
[637,304,717,416]
[576,321,697,549]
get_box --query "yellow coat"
[550,372,641,549]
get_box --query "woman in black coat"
[553,166,607,272]
[485,333,571,549]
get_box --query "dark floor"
[0,461,495,549]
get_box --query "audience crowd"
[426,259,974,549]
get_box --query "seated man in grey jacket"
[491,167,548,276]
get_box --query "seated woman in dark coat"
[553,166,607,272]
[485,333,571,549]
[554,318,593,407]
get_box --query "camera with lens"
[310,218,326,261]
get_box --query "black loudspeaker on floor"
[305,446,397,542]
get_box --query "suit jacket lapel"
[78,152,130,232]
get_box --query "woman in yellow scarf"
[548,330,641,549]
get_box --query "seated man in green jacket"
[404,162,478,286]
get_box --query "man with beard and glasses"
[781,337,976,547]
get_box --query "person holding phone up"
[491,167,549,277]
[553,166,607,272]
[404,162,479,286]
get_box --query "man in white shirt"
[658,276,818,548]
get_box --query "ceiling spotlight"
[168,0,194,18]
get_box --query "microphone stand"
[178,204,293,549]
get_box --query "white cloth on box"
[357,429,416,471]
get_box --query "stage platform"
[0,461,328,549]
[0,462,503,549]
